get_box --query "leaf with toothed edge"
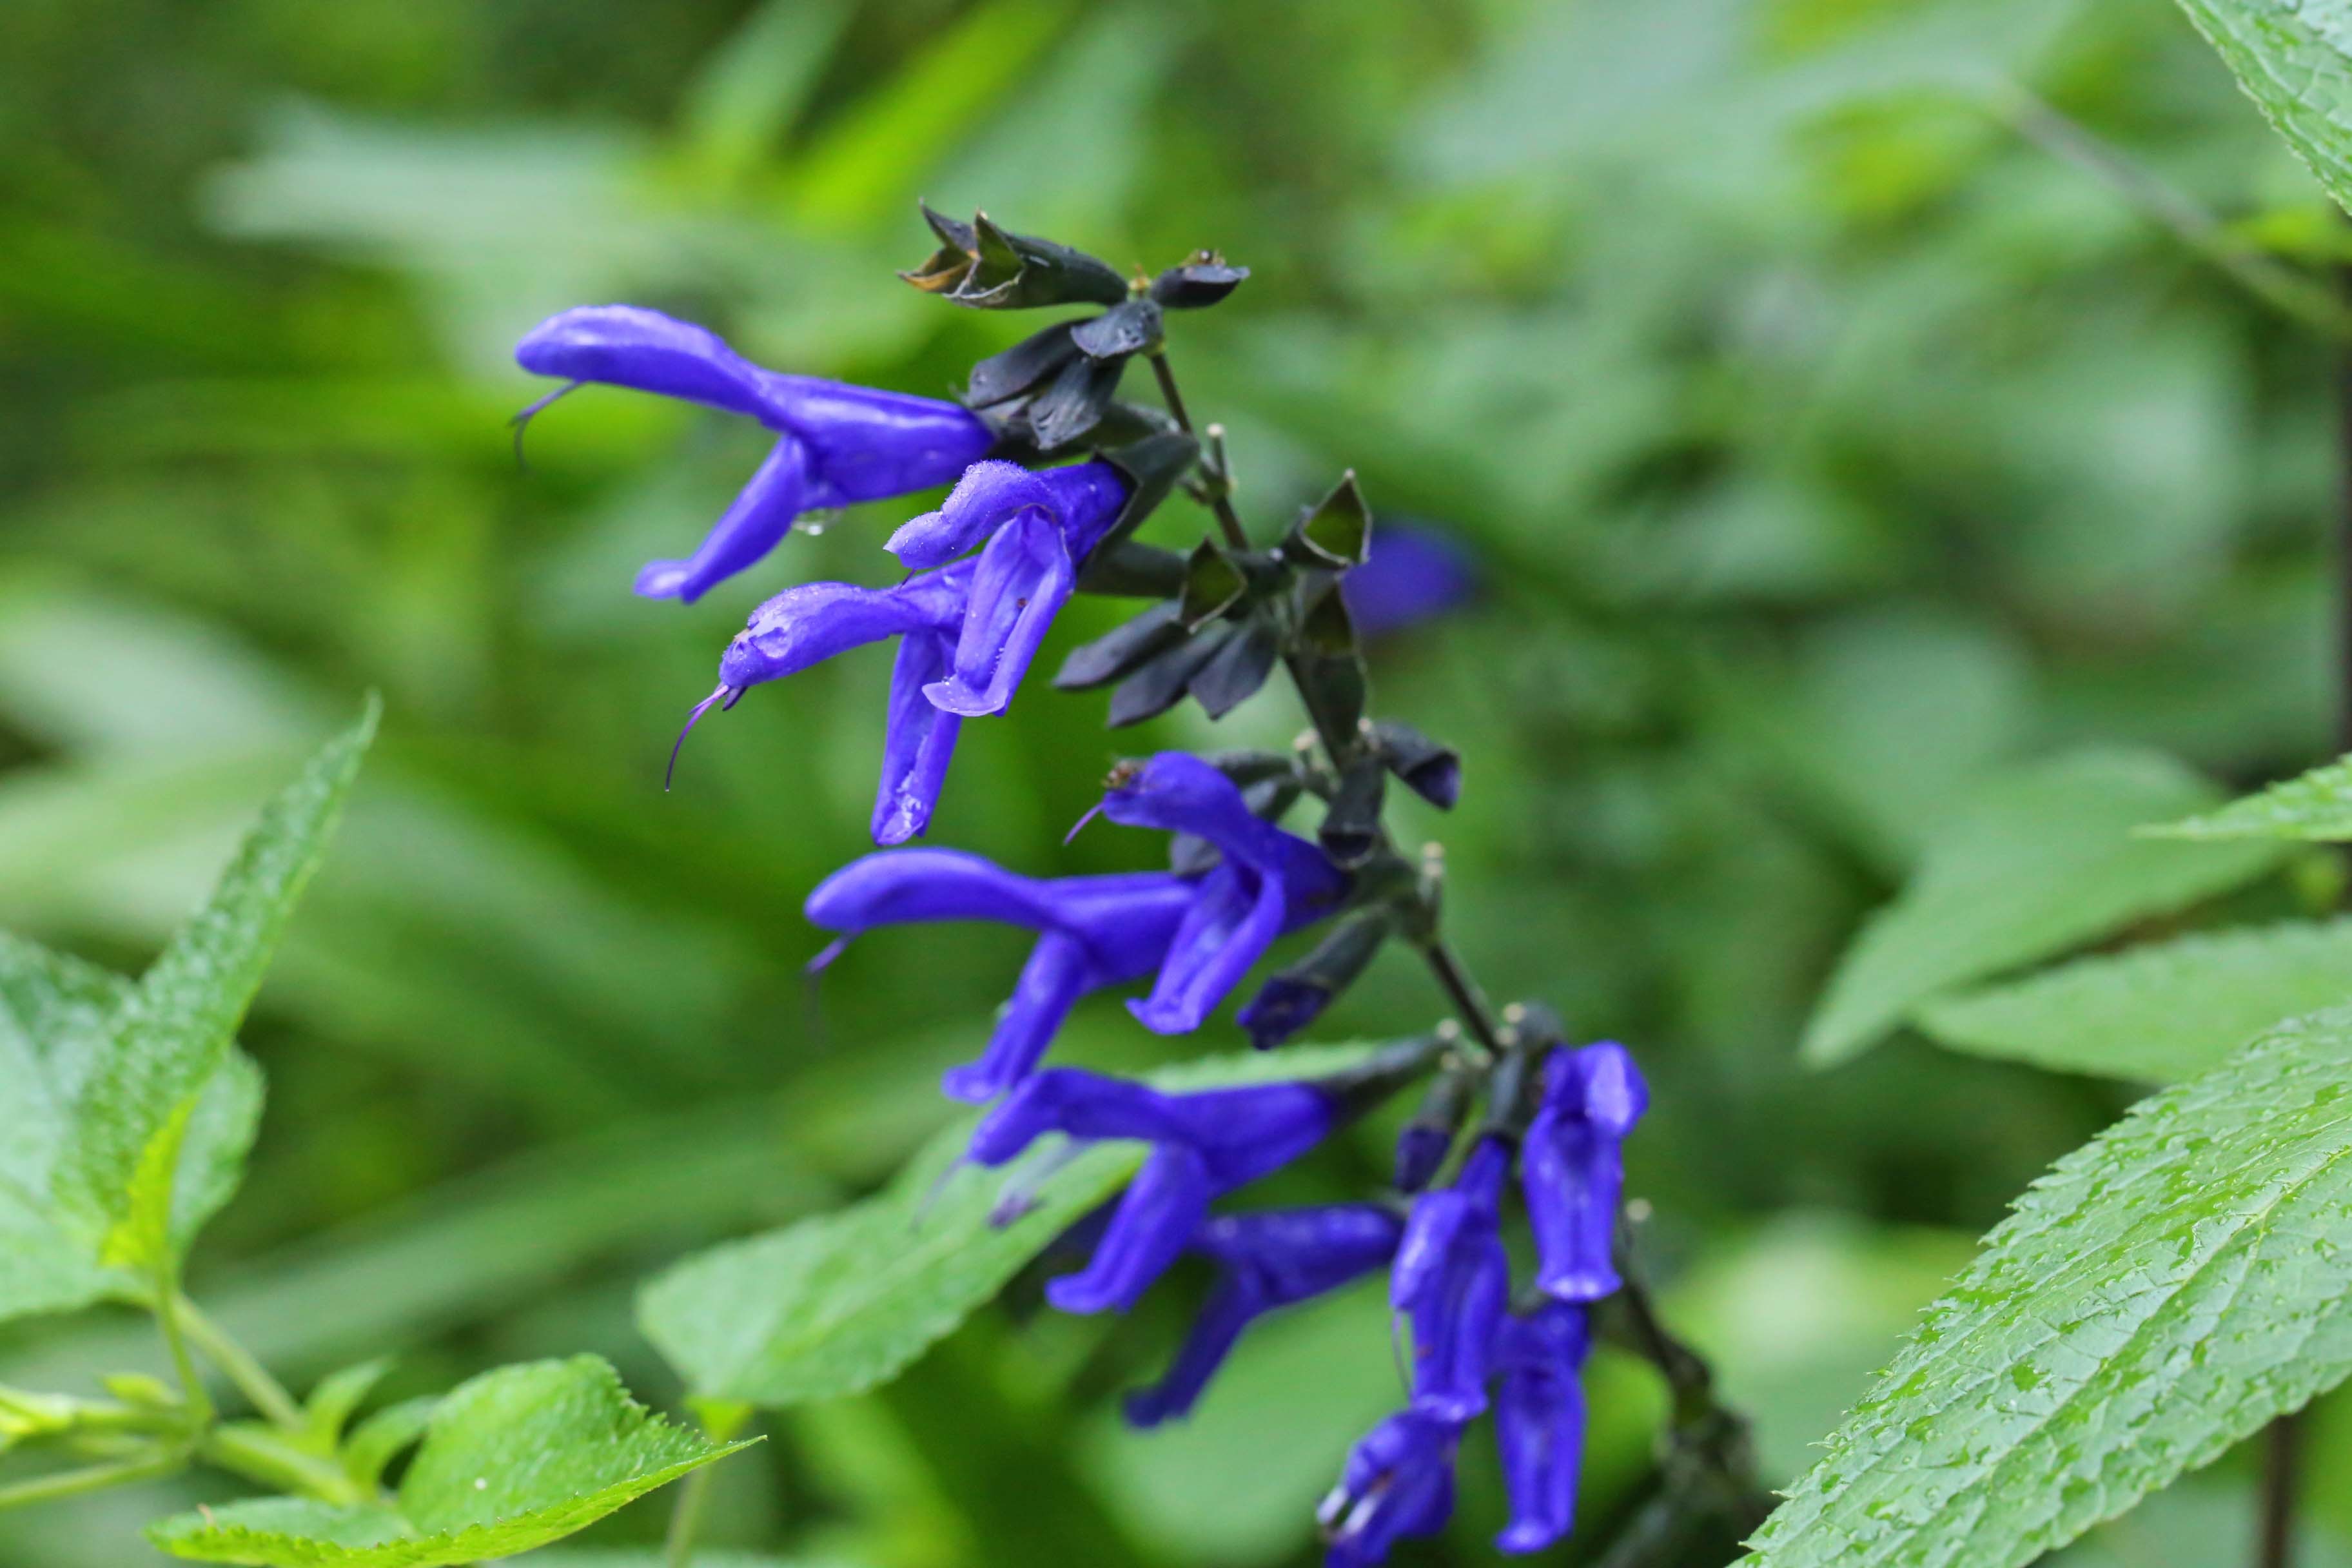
[148,1356,752,1566]
[1738,1006,2352,1568]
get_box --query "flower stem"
[1145,350,1251,551]
[175,1295,304,1432]
[1421,937,1505,1057]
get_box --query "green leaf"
[639,1043,1381,1409]
[2170,0,2352,219]
[1800,749,2288,1066]
[0,932,261,1324]
[1740,1006,2352,1568]
[302,1358,393,1448]
[1916,918,2352,1082]
[340,1396,437,1493]
[54,698,376,1272]
[148,1355,754,1567]
[2141,750,2352,840]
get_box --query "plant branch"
[0,1450,186,1512]
[176,1296,304,1432]
[2258,1411,2301,1568]
[150,1269,213,1431]
[1994,84,2352,342]
[1145,350,1251,551]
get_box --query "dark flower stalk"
[538,206,1763,1568]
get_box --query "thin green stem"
[151,1271,213,1431]
[1995,84,2352,342]
[176,1296,303,1431]
[665,1400,749,1568]
[663,1463,717,1568]
[198,1425,369,1508]
[0,1450,186,1512]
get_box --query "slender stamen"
[509,380,583,470]
[1063,801,1106,846]
[805,936,852,974]
[667,685,734,791]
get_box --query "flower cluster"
[520,209,1653,1565]
[1326,1041,1648,1563]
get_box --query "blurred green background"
[8,0,2352,1562]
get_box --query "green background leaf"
[148,1355,753,1566]
[54,700,377,1271]
[1800,749,2288,1066]
[1742,1006,2352,1568]
[2143,750,2352,840]
[2171,0,2352,217]
[1916,917,2352,1081]
[639,1043,1381,1409]
[0,933,261,1324]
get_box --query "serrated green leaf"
[2142,750,2352,840]
[1800,750,2288,1066]
[1917,918,2352,1082]
[148,1355,753,1567]
[2170,0,2352,218]
[639,1042,1381,1409]
[1740,1007,2352,1568]
[55,698,376,1272]
[0,932,261,1324]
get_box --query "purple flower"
[805,848,1192,1101]
[1099,754,1350,1034]
[1493,1301,1592,1554]
[678,561,972,841]
[1523,1042,1648,1302]
[514,305,992,603]
[1126,1204,1404,1427]
[887,459,1129,718]
[1318,1409,1461,1568]
[1391,1135,1510,1420]
[674,458,1134,836]
[966,1069,1340,1313]
[1339,520,1477,638]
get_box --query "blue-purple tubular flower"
[680,458,1132,838]
[1318,1409,1462,1568]
[515,305,992,602]
[967,1068,1340,1313]
[899,460,1128,718]
[1493,1301,1592,1554]
[1523,1042,1648,1302]
[1099,754,1350,1034]
[705,561,972,843]
[1340,520,1478,638]
[805,848,1191,1101]
[1126,1204,1403,1427]
[1390,1135,1510,1420]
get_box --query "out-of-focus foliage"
[9,0,2352,1562]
